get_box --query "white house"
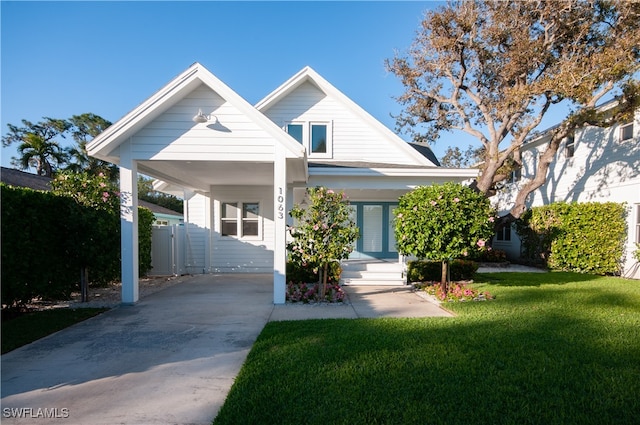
[493,102,640,279]
[87,63,477,304]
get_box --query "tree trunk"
[440,260,448,295]
[321,263,329,301]
[80,267,89,303]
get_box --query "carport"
[87,63,308,305]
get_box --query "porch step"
[340,260,406,286]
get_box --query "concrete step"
[341,277,406,286]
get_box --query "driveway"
[1,274,451,425]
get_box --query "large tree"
[387,0,640,225]
[3,118,71,177]
[65,113,116,179]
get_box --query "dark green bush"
[1,184,154,307]
[286,261,342,284]
[515,202,626,275]
[407,259,478,282]
[138,207,154,277]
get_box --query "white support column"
[120,143,139,304]
[273,146,287,304]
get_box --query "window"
[242,203,260,236]
[286,124,303,144]
[220,202,261,238]
[565,135,575,158]
[510,167,522,184]
[620,122,634,142]
[221,202,261,238]
[221,203,239,236]
[311,124,327,153]
[496,225,511,242]
[285,121,332,158]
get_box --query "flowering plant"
[418,282,494,302]
[288,186,358,300]
[286,281,346,303]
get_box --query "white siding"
[210,185,275,273]
[182,194,210,274]
[496,110,640,278]
[130,85,276,161]
[262,82,419,165]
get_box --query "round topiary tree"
[288,186,359,300]
[395,182,495,294]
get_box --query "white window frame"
[285,121,333,159]
[620,122,634,142]
[564,134,575,159]
[220,201,262,240]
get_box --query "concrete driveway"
[1,274,451,425]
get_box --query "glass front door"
[352,203,398,259]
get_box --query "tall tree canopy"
[65,113,116,179]
[387,0,640,223]
[3,118,71,177]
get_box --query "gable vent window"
[620,122,634,142]
[285,121,333,158]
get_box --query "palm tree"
[14,133,68,177]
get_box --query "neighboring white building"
[493,102,640,279]
[87,63,477,304]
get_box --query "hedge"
[514,202,627,275]
[407,259,478,283]
[1,184,153,307]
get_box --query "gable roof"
[87,62,306,164]
[255,66,438,167]
[0,167,52,191]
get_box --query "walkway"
[1,274,450,425]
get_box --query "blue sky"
[3,0,473,169]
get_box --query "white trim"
[309,166,479,178]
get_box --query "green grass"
[214,272,640,425]
[1,307,108,354]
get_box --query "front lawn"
[213,272,640,425]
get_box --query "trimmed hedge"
[515,202,627,275]
[1,184,153,307]
[407,259,478,283]
[286,261,342,284]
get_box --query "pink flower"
[413,206,418,211]
[430,200,437,206]
[477,239,486,247]
[327,189,335,194]
[99,182,106,188]
[397,213,403,218]
[98,172,104,177]
[313,224,319,231]
[453,197,460,203]
[488,216,495,222]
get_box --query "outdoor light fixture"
[192,108,217,124]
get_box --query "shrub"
[476,248,508,263]
[416,281,494,302]
[286,261,341,284]
[286,282,345,303]
[395,182,495,291]
[515,202,626,275]
[407,259,478,282]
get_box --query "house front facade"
[87,63,477,304]
[493,103,640,279]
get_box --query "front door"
[351,203,398,259]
